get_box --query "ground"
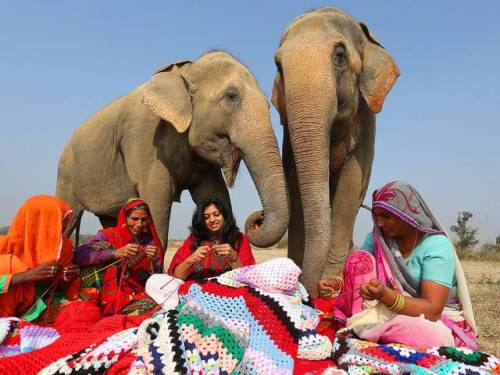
[165,245,500,355]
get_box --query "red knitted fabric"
[106,351,137,375]
[294,358,336,374]
[0,302,149,375]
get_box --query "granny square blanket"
[132,258,333,374]
[330,328,500,374]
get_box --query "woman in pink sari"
[318,181,478,349]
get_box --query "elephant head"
[142,51,289,247]
[272,8,399,292]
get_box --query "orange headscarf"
[0,195,74,268]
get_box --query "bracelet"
[387,292,405,313]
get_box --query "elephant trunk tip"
[244,210,287,248]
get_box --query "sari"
[78,199,164,315]
[0,195,80,321]
[333,181,478,348]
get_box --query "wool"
[38,327,138,374]
[330,328,500,374]
[0,317,59,357]
[135,258,332,374]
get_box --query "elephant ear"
[358,22,400,113]
[142,60,193,133]
[271,72,287,125]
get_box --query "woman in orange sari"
[0,195,81,321]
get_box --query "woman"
[168,197,255,280]
[0,195,80,321]
[318,181,477,349]
[74,198,163,315]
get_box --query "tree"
[450,212,479,251]
[0,226,8,235]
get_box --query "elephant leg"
[138,164,174,253]
[283,130,305,267]
[189,168,231,213]
[98,215,117,229]
[325,126,374,279]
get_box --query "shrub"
[450,211,479,253]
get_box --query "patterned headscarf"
[371,181,477,334]
[372,181,443,234]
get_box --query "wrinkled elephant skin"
[57,51,289,268]
[272,8,399,294]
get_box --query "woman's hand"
[213,243,238,262]
[317,277,343,298]
[317,279,334,298]
[360,278,386,301]
[187,245,209,265]
[115,243,139,259]
[62,264,80,282]
[12,263,61,286]
[145,245,160,261]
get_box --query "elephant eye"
[334,45,348,71]
[225,91,238,100]
[222,88,240,106]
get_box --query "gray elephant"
[271,8,399,294]
[57,51,289,264]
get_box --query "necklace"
[399,231,421,258]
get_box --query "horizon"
[1,1,499,245]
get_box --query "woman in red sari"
[74,198,164,315]
[168,197,255,280]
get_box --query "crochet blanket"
[0,318,59,357]
[132,258,333,374]
[330,329,500,374]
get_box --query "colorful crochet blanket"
[0,317,59,357]
[132,258,333,374]
[330,328,500,374]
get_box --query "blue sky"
[1,1,499,245]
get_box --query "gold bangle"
[396,293,406,312]
[388,292,405,313]
[387,292,399,311]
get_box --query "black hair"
[125,203,150,218]
[190,196,241,252]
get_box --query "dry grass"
[165,245,499,355]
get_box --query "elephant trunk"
[283,49,336,295]
[235,101,290,248]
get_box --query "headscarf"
[100,198,163,253]
[371,181,477,334]
[0,195,73,267]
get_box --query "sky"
[1,1,499,245]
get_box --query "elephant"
[271,7,400,294]
[57,51,289,266]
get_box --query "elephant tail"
[65,209,84,248]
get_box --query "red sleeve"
[167,235,195,276]
[237,233,255,266]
